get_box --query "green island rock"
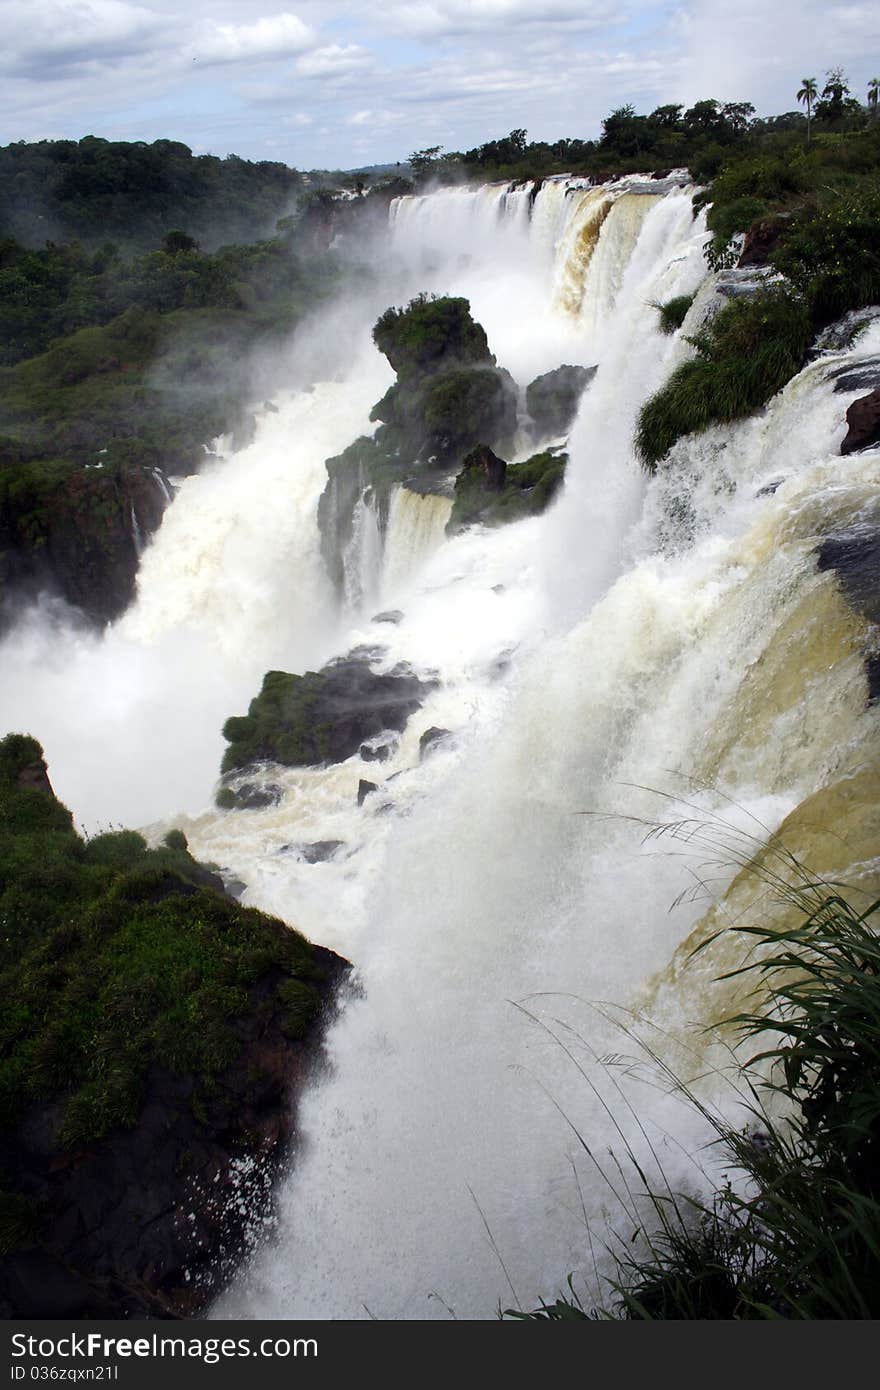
[0,733,347,1317]
[318,293,517,594]
[447,444,568,532]
[219,649,437,799]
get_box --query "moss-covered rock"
[372,293,494,382]
[317,294,517,595]
[525,364,595,438]
[448,446,568,532]
[0,451,170,625]
[219,648,437,788]
[0,733,347,1316]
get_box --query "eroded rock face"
[817,526,880,700]
[317,295,518,596]
[0,949,346,1319]
[448,447,567,532]
[525,364,595,439]
[0,736,350,1319]
[0,463,172,630]
[220,647,438,783]
[738,216,788,268]
[840,388,880,456]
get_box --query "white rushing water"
[2,175,878,1316]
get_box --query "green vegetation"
[636,292,812,467]
[319,295,517,593]
[0,185,343,620]
[655,294,696,335]
[222,670,335,774]
[0,137,302,254]
[510,881,880,1319]
[220,659,432,785]
[0,733,327,1150]
[636,90,880,466]
[449,448,567,531]
[372,293,493,382]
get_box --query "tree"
[161,229,198,256]
[869,78,880,121]
[600,105,653,157]
[684,99,723,133]
[650,104,683,128]
[817,66,852,123]
[409,146,442,178]
[797,77,818,141]
[721,101,756,135]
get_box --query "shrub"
[0,731,328,1148]
[636,290,812,467]
[655,294,695,335]
[772,188,880,325]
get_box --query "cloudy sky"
[2,0,878,169]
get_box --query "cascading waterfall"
[129,503,143,556]
[1,173,877,1318]
[379,487,454,602]
[342,490,383,612]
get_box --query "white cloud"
[189,13,315,66]
[0,0,164,74]
[283,111,314,126]
[378,0,619,38]
[294,43,370,78]
[347,109,404,126]
[677,0,879,109]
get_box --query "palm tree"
[869,78,880,121]
[797,77,818,141]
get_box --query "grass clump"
[510,859,880,1319]
[655,294,696,335]
[636,290,812,468]
[613,891,880,1318]
[0,732,328,1150]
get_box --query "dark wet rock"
[0,736,350,1319]
[419,727,450,759]
[525,364,595,438]
[263,400,279,414]
[221,648,437,782]
[756,478,785,497]
[840,388,880,456]
[298,840,344,864]
[373,609,404,624]
[714,266,783,301]
[220,873,247,899]
[357,778,378,805]
[360,732,397,762]
[738,216,789,268]
[817,528,880,626]
[832,365,880,394]
[815,308,880,355]
[0,461,171,631]
[216,780,284,812]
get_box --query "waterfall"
[342,489,383,611]
[380,487,454,602]
[2,172,877,1318]
[151,467,174,505]
[129,503,143,556]
[209,202,877,1321]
